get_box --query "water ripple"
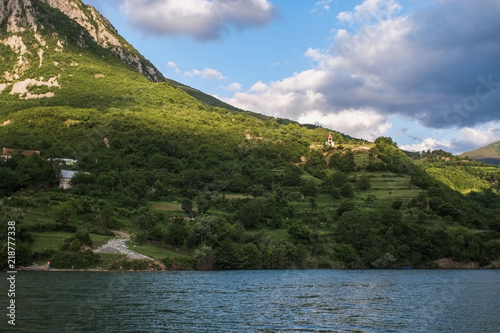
[9,270,500,332]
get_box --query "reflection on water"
[8,270,500,332]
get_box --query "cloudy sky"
[81,0,500,154]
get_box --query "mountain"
[0,0,269,117]
[1,0,163,82]
[1,0,500,271]
[460,141,500,166]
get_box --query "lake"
[8,270,500,332]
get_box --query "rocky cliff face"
[0,0,164,82]
[0,0,39,33]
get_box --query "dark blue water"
[5,270,500,332]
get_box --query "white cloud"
[337,0,401,24]
[456,123,500,149]
[225,70,327,119]
[166,61,181,74]
[298,110,392,141]
[249,81,268,92]
[224,82,242,91]
[304,47,329,63]
[400,138,453,152]
[121,0,277,40]
[311,0,333,13]
[400,121,500,154]
[336,12,353,23]
[185,68,226,80]
[226,0,500,141]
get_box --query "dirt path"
[94,238,153,260]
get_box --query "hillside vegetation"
[1,0,500,271]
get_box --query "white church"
[326,133,335,147]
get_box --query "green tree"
[324,171,349,189]
[215,240,241,269]
[329,151,356,173]
[0,167,19,196]
[235,199,268,229]
[196,195,212,214]
[181,198,193,214]
[52,202,76,225]
[193,245,215,270]
[97,172,118,192]
[240,243,261,269]
[309,197,317,212]
[335,243,359,268]
[340,183,354,198]
[282,165,303,187]
[337,199,356,217]
[375,136,397,147]
[164,219,188,247]
[17,154,57,188]
[304,150,326,178]
[356,174,372,190]
[287,221,311,244]
[392,199,403,210]
[335,210,370,249]
[371,253,396,268]
[438,203,460,221]
[75,231,93,247]
[192,215,218,245]
[378,208,402,229]
[300,180,318,197]
[261,240,294,269]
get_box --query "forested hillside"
[1,0,500,271]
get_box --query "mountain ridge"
[1,0,163,82]
[0,0,263,115]
[460,141,500,166]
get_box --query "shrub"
[52,202,76,224]
[28,223,77,233]
[50,250,100,269]
[161,256,194,270]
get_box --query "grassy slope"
[166,79,243,112]
[424,166,493,193]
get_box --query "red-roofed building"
[326,133,335,147]
[1,148,40,160]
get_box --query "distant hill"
[460,141,500,166]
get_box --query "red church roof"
[328,133,333,139]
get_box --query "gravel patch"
[94,238,152,260]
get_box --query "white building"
[59,170,77,189]
[326,133,335,147]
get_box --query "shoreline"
[12,265,500,273]
[10,255,500,272]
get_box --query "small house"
[59,170,77,189]
[1,148,40,160]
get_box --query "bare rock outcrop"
[42,0,163,82]
[1,0,163,82]
[0,0,39,33]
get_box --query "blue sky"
[81,0,500,154]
